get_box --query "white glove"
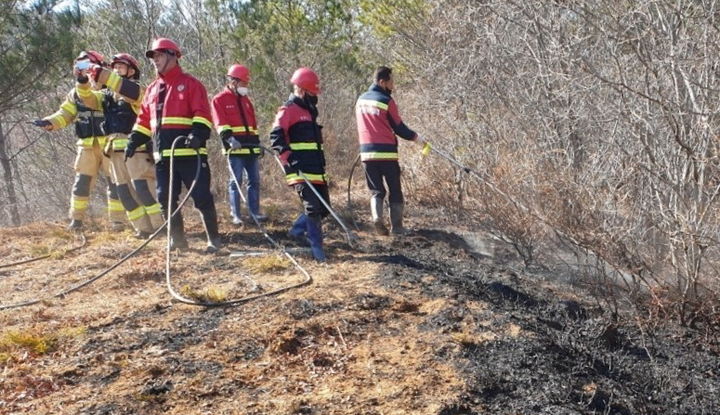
[229,137,243,150]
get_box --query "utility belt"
[103,134,148,156]
[76,136,107,148]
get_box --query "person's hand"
[124,145,136,161]
[88,64,103,82]
[285,151,300,172]
[186,134,203,150]
[32,119,52,131]
[229,137,243,150]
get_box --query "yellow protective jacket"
[43,83,106,148]
[75,69,145,151]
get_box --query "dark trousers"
[294,182,330,219]
[155,156,215,217]
[364,160,403,204]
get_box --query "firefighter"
[211,64,267,226]
[125,38,222,253]
[270,67,328,262]
[33,50,125,231]
[80,53,164,238]
[355,66,423,235]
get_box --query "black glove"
[186,134,203,150]
[286,151,300,172]
[31,119,51,128]
[219,130,232,150]
[124,145,137,161]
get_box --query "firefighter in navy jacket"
[212,64,267,226]
[355,66,423,235]
[269,67,329,261]
[125,38,221,252]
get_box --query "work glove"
[186,134,203,150]
[417,135,432,156]
[229,137,243,150]
[285,151,300,173]
[219,130,232,150]
[124,144,137,161]
[31,119,52,130]
[88,64,103,83]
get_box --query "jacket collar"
[159,65,183,82]
[369,83,390,96]
[289,94,318,119]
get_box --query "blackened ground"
[359,228,720,415]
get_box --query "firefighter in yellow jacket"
[33,50,125,231]
[76,53,164,238]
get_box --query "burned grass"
[0,212,718,414]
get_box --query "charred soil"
[0,212,718,414]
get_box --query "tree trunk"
[0,118,21,226]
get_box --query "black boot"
[68,219,83,231]
[200,207,223,254]
[169,213,188,250]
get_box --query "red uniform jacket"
[128,65,212,159]
[356,84,417,161]
[211,88,260,155]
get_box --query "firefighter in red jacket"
[355,66,423,235]
[211,64,267,226]
[125,38,221,252]
[270,67,328,261]
[34,50,125,231]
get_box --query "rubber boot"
[200,207,223,254]
[68,219,83,231]
[390,203,407,235]
[288,213,308,243]
[305,215,326,262]
[169,213,188,251]
[371,196,389,236]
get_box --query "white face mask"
[236,86,249,96]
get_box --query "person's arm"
[211,94,232,150]
[127,90,152,154]
[387,98,417,141]
[42,90,79,131]
[93,67,143,104]
[75,81,103,111]
[269,107,292,165]
[188,80,213,146]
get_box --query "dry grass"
[179,284,229,303]
[242,255,291,273]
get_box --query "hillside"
[0,207,719,415]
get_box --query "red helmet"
[145,38,181,58]
[111,53,140,79]
[290,67,320,95]
[227,64,250,82]
[76,50,106,66]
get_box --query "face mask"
[304,94,318,106]
[236,86,249,96]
